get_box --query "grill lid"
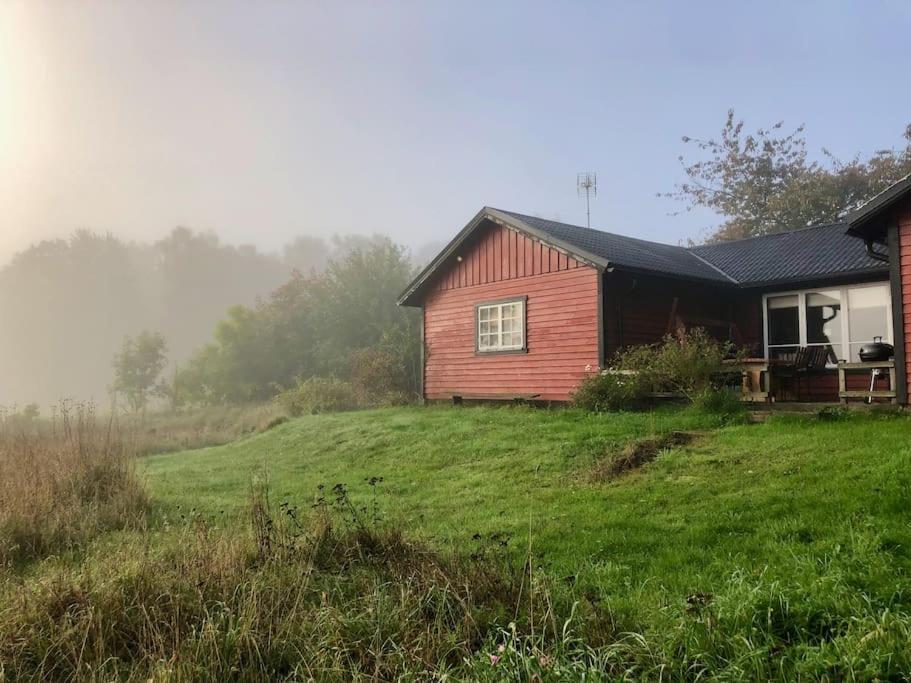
[858,336,893,362]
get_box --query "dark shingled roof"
[499,210,887,287]
[498,211,733,283]
[690,223,887,286]
[398,206,890,306]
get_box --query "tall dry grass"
[0,480,540,681]
[0,402,148,566]
[123,402,289,456]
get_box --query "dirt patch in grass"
[591,431,697,482]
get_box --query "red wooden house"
[399,175,911,405]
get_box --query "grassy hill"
[4,405,911,679]
[143,406,911,577]
[139,405,911,678]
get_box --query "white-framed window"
[762,282,892,363]
[477,298,526,353]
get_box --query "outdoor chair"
[771,346,833,401]
[770,347,812,401]
[794,346,834,400]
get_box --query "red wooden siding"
[432,223,583,293]
[423,223,599,402]
[899,208,911,400]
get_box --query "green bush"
[349,345,418,402]
[572,371,650,412]
[276,377,364,416]
[625,328,741,400]
[574,329,743,412]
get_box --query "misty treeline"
[0,227,424,408]
[172,239,421,407]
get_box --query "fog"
[3,1,909,406]
[0,228,426,406]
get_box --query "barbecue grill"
[858,337,893,362]
[858,336,894,403]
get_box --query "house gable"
[428,220,590,293]
[421,219,602,402]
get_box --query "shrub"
[572,371,650,412]
[276,377,364,415]
[349,345,419,406]
[625,328,741,400]
[574,330,743,413]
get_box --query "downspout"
[865,239,890,263]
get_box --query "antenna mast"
[577,172,597,229]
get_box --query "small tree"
[112,331,168,414]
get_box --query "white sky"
[1,1,910,265]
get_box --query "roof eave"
[397,208,610,307]
[845,174,911,243]
[734,266,891,290]
[605,263,736,287]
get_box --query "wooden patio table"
[722,357,790,403]
[836,360,896,405]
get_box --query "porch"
[731,357,897,405]
[603,269,897,405]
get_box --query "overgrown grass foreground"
[1,404,910,679]
[0,402,147,566]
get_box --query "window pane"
[767,295,799,346]
[805,291,841,343]
[805,290,842,359]
[477,299,524,352]
[848,285,889,343]
[847,285,890,361]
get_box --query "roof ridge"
[685,249,739,284]
[493,208,693,253]
[495,208,848,252]
[400,206,885,306]
[691,220,849,250]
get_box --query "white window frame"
[476,297,527,354]
[762,282,893,365]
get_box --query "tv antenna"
[577,172,597,228]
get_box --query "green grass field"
[138,406,911,677]
[6,405,911,679]
[143,406,911,580]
